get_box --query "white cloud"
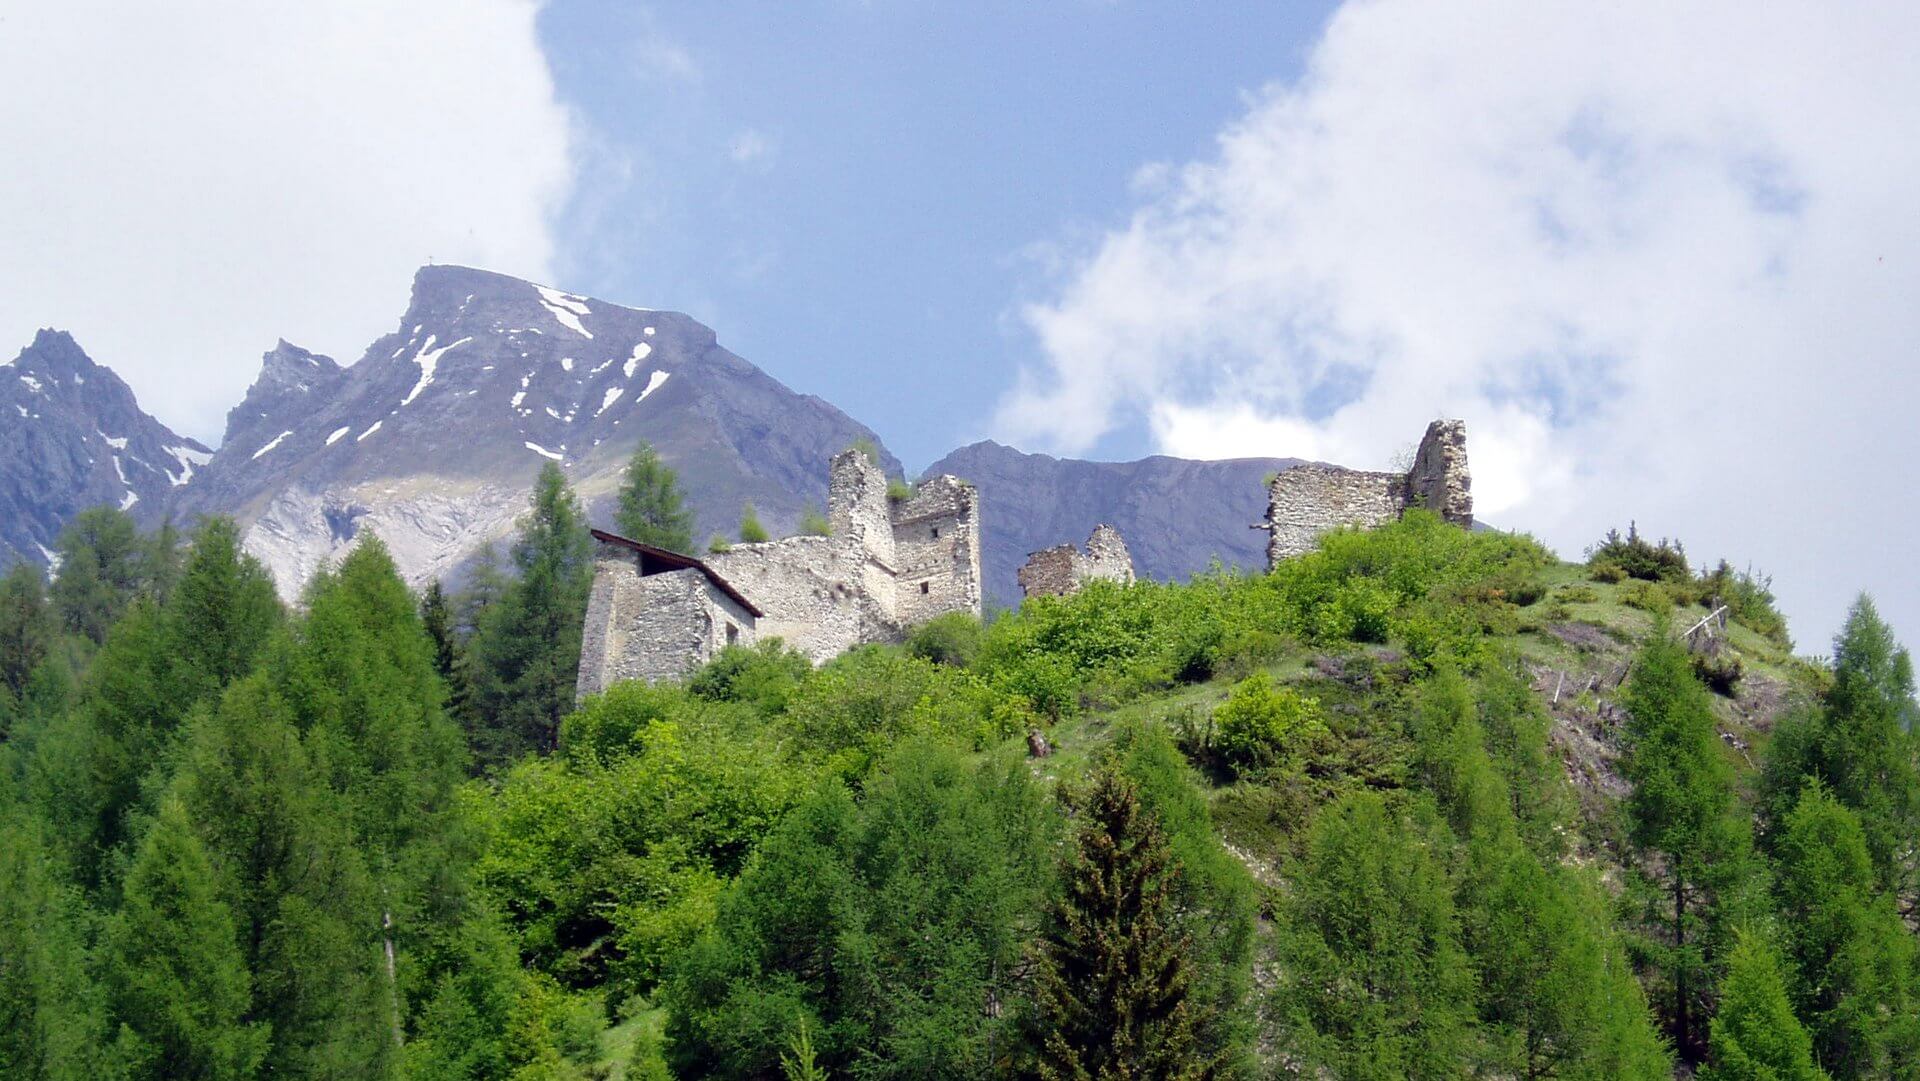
[998,0,1920,647]
[0,0,575,445]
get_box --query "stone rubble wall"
[1265,465,1407,565]
[828,448,896,568]
[1264,418,1473,567]
[1017,523,1137,598]
[705,535,901,663]
[575,553,758,698]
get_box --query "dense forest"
[3,444,1918,1080]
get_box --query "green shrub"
[905,611,984,668]
[1586,523,1688,582]
[1212,672,1326,769]
[797,503,830,537]
[738,503,769,544]
[1589,561,1627,584]
[887,477,917,503]
[1619,580,1672,614]
[1556,584,1599,604]
[1691,645,1744,696]
[707,534,732,554]
[1697,560,1791,649]
[688,639,813,715]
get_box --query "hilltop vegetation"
[2,460,1917,1080]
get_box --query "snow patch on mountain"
[400,335,472,407]
[252,430,293,459]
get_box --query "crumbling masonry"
[1017,524,1136,599]
[1261,418,1473,567]
[576,448,982,694]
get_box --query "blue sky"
[535,1,1338,470]
[5,1,1920,648]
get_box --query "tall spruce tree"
[1699,931,1829,1081]
[470,463,594,760]
[1763,596,1920,903]
[1036,764,1217,1081]
[0,812,110,1081]
[50,506,147,643]
[419,579,474,727]
[1772,780,1918,1077]
[0,562,55,702]
[1620,631,1759,1063]
[1275,790,1477,1079]
[613,441,695,552]
[104,797,266,1080]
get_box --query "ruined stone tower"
[1017,524,1137,599]
[577,448,983,695]
[1262,419,1473,567]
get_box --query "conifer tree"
[470,464,594,759]
[738,502,769,544]
[1036,764,1217,1080]
[419,578,474,726]
[1772,780,1917,1077]
[104,798,266,1080]
[455,542,508,638]
[1699,931,1829,1081]
[614,441,695,552]
[143,515,185,606]
[0,562,54,701]
[1764,596,1920,901]
[50,506,147,642]
[1620,632,1759,1062]
[1275,790,1476,1079]
[0,813,110,1081]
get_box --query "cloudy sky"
[3,1,1917,648]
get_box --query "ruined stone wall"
[1263,418,1474,567]
[576,554,758,698]
[1017,524,1137,599]
[828,449,895,569]
[890,474,983,625]
[1406,419,1473,525]
[1265,465,1406,565]
[705,535,900,663]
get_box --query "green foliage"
[104,797,267,1079]
[796,502,830,537]
[1771,781,1917,1077]
[1699,561,1791,649]
[686,639,813,716]
[848,436,883,467]
[886,477,915,503]
[1620,631,1759,1062]
[479,694,807,996]
[1620,579,1673,613]
[664,743,1053,1079]
[1036,762,1220,1080]
[904,610,984,668]
[706,534,732,554]
[1589,522,1690,584]
[0,812,110,1080]
[1557,583,1600,603]
[737,502,769,544]
[1210,671,1325,770]
[1275,791,1477,1079]
[471,463,594,761]
[50,506,149,643]
[1699,930,1830,1081]
[614,442,696,553]
[0,561,55,702]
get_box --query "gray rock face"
[165,265,899,598]
[920,441,1301,609]
[0,329,211,570]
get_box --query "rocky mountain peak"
[1,331,210,569]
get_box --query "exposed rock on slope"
[0,330,210,569]
[920,441,1301,608]
[165,265,898,598]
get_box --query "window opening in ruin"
[920,581,930,594]
[726,623,739,644]
[931,527,939,538]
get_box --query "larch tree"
[614,441,695,553]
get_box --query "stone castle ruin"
[576,448,982,695]
[579,418,1472,695]
[1260,418,1472,567]
[1017,524,1136,599]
